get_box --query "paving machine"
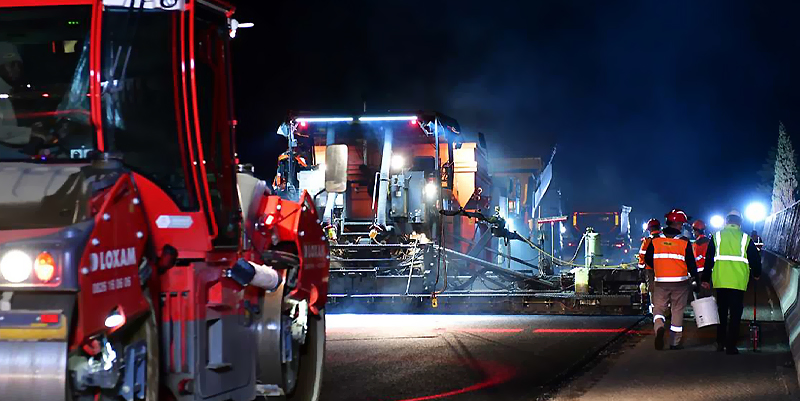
[273,113,645,314]
[0,1,329,400]
[274,113,515,298]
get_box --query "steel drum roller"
[0,341,67,401]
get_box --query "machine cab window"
[101,8,198,212]
[0,5,94,161]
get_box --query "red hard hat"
[692,220,706,231]
[647,218,661,230]
[665,209,689,224]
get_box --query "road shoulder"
[550,320,799,400]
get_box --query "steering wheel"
[14,113,88,158]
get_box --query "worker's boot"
[654,317,666,350]
[668,325,683,350]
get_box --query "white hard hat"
[727,209,742,218]
[0,42,21,65]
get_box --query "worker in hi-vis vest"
[691,220,712,297]
[701,209,762,355]
[644,209,698,350]
[638,218,662,314]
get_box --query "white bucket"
[691,296,720,328]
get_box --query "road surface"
[321,314,643,401]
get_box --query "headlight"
[0,250,33,283]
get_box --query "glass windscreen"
[100,8,198,211]
[0,6,93,160]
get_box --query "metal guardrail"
[761,201,800,385]
[763,200,800,261]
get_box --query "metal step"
[341,232,371,236]
[343,221,373,226]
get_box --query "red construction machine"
[0,1,329,401]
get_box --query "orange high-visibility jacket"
[651,234,691,282]
[638,231,661,269]
[692,235,710,273]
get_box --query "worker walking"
[692,220,712,297]
[638,219,662,268]
[638,218,662,313]
[750,230,764,252]
[645,209,698,350]
[701,210,762,355]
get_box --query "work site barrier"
[761,200,800,383]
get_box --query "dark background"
[230,0,800,226]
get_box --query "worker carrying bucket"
[691,292,720,328]
[700,209,762,355]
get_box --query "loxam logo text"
[90,247,137,272]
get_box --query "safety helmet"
[692,220,706,231]
[727,209,741,218]
[665,209,688,224]
[646,218,661,230]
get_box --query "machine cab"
[0,0,242,257]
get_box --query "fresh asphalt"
[320,314,644,401]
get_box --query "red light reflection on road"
[391,361,517,401]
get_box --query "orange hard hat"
[692,220,706,231]
[665,209,689,224]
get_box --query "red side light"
[410,118,417,126]
[42,93,50,98]
[34,252,56,282]
[40,314,59,324]
[299,121,307,127]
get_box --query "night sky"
[230,0,800,226]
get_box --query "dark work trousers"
[716,288,745,349]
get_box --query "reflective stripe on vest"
[712,227,751,291]
[655,275,691,282]
[653,253,685,261]
[714,231,748,263]
[652,234,690,282]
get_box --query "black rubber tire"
[113,293,159,401]
[284,310,326,401]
